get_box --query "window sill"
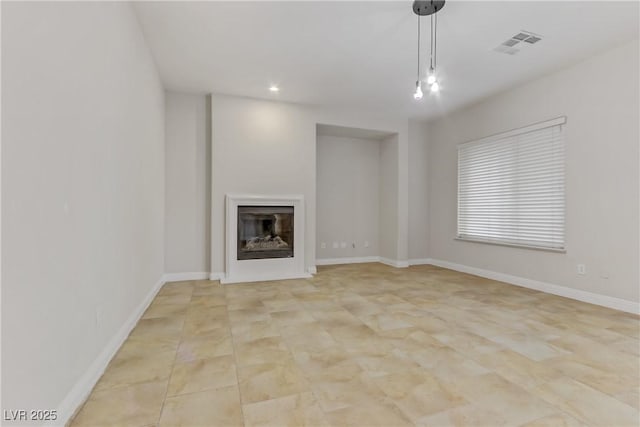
[454,237,566,253]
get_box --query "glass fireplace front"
[237,206,294,260]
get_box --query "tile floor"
[70,263,640,426]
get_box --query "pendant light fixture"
[412,0,445,98]
[413,15,423,99]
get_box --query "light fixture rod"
[430,13,434,70]
[434,11,438,69]
[417,15,421,80]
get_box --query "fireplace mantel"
[222,194,310,284]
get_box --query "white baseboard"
[380,257,409,268]
[163,271,209,282]
[409,258,431,266]
[428,258,640,315]
[220,272,313,284]
[307,266,317,275]
[316,256,410,268]
[209,272,225,281]
[53,276,165,426]
[316,256,380,266]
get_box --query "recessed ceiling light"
[269,85,279,92]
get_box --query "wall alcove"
[316,124,402,267]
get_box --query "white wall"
[165,92,210,275]
[379,134,400,262]
[210,95,410,274]
[316,135,381,260]
[408,120,429,261]
[428,39,639,303]
[1,2,165,422]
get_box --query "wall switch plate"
[340,242,347,248]
[332,242,338,249]
[364,240,369,248]
[577,264,586,275]
[320,242,326,249]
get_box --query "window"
[457,117,566,251]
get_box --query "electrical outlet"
[577,264,586,275]
[320,242,326,249]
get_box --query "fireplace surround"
[223,194,310,284]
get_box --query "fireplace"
[237,206,294,260]
[223,194,310,284]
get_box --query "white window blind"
[457,117,566,251]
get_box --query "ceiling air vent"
[512,32,530,41]
[494,30,542,55]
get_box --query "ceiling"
[133,1,639,120]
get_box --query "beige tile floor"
[70,263,640,427]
